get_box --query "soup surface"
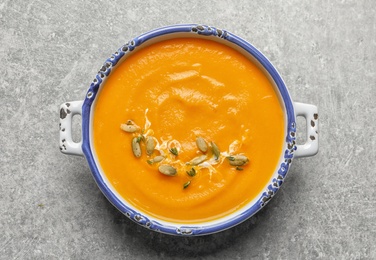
[93,37,284,223]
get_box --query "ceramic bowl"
[59,24,318,236]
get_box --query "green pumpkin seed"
[146,160,153,165]
[146,136,155,156]
[169,147,178,156]
[136,135,145,143]
[131,137,142,158]
[196,137,208,153]
[186,167,196,177]
[227,155,249,166]
[187,155,207,166]
[211,141,220,160]
[183,181,191,189]
[158,165,177,176]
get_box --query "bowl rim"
[81,24,297,236]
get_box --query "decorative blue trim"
[81,24,296,236]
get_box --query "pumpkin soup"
[93,38,285,223]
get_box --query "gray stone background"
[1,0,375,259]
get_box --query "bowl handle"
[59,100,84,156]
[294,102,319,158]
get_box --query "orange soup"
[93,38,285,223]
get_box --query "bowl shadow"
[102,195,275,258]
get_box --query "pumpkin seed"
[211,141,220,160]
[136,135,145,143]
[120,124,139,133]
[196,137,208,153]
[186,167,196,177]
[227,155,249,166]
[169,147,178,156]
[146,136,155,156]
[146,160,153,165]
[183,181,191,189]
[147,155,164,165]
[187,155,207,166]
[152,155,165,163]
[158,165,177,176]
[131,137,142,158]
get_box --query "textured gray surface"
[1,0,375,259]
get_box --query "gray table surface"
[1,0,375,259]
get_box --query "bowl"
[59,24,318,236]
